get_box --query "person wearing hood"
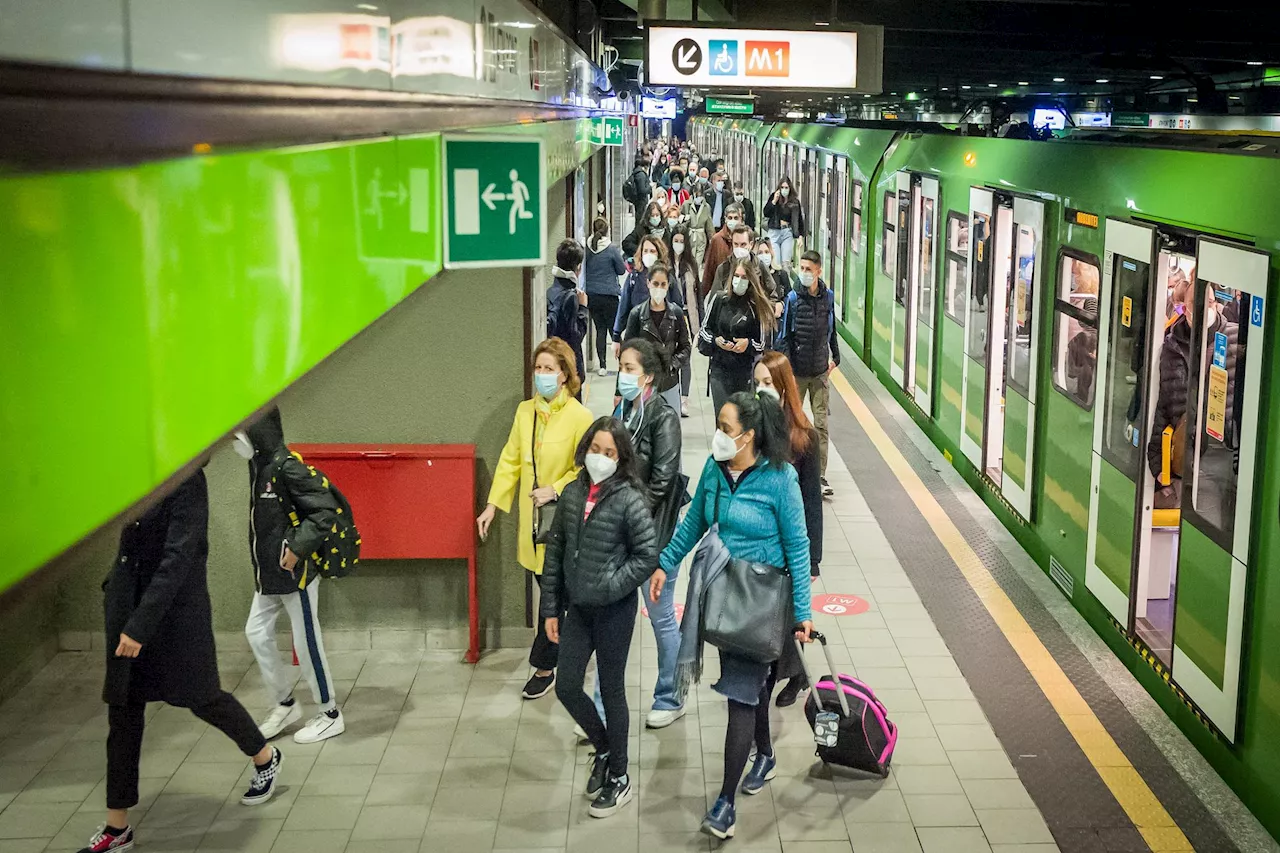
[82,466,282,853]
[547,239,590,395]
[583,219,627,377]
[623,200,670,259]
[237,407,346,745]
[680,186,714,275]
[477,338,595,700]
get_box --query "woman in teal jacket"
[651,390,813,841]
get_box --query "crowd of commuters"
[81,136,841,850]
[468,136,842,837]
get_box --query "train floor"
[0,346,1275,853]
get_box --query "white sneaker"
[293,710,345,744]
[645,706,687,729]
[258,703,301,740]
[598,367,608,377]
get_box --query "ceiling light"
[1150,75,1164,80]
[941,87,949,91]
[1187,98,1198,103]
[1053,77,1065,83]
[1247,61,1263,66]
[1230,95,1242,100]
[815,21,830,26]
[1018,81,1029,86]
[1096,78,1109,83]
[961,85,972,90]
[987,83,997,88]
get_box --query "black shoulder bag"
[531,414,557,546]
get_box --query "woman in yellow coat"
[477,337,595,699]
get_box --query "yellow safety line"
[829,370,1193,853]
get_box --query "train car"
[690,115,1280,834]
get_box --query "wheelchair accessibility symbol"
[708,39,738,76]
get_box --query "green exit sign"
[706,97,754,115]
[590,116,624,146]
[1111,111,1150,128]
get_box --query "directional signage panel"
[646,23,883,93]
[589,116,624,146]
[706,96,754,115]
[443,135,545,268]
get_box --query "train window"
[918,196,936,324]
[852,181,864,253]
[1050,252,1100,409]
[1101,255,1151,477]
[943,212,968,323]
[1186,281,1250,537]
[882,192,896,278]
[1006,222,1038,395]
[967,212,992,364]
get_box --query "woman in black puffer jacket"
[542,417,658,819]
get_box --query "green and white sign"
[443,135,546,268]
[706,96,754,115]
[1111,111,1151,128]
[590,116,624,146]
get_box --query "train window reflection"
[944,212,968,324]
[1102,256,1150,477]
[852,181,864,254]
[967,212,992,364]
[1007,225,1037,394]
[882,192,896,278]
[1051,253,1100,408]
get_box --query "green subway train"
[688,115,1280,833]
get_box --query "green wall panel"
[1175,522,1234,690]
[1096,461,1136,598]
[936,319,964,445]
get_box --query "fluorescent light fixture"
[961,84,972,90]
[1053,77,1065,82]
[1150,75,1164,80]
[1247,61,1263,66]
[987,83,997,88]
[941,87,949,91]
[1096,78,1109,83]
[1018,81,1029,86]
[1188,98,1199,102]
[1230,95,1242,100]
[815,21,830,26]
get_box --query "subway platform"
[0,344,1274,853]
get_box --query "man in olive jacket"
[236,407,345,746]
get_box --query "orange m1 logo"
[745,41,789,77]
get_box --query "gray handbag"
[700,481,792,663]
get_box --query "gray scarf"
[673,483,730,704]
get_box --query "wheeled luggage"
[798,631,897,777]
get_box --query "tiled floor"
[0,347,1062,853]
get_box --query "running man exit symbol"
[443,135,545,268]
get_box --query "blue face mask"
[534,372,561,399]
[617,372,643,401]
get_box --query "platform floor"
[0,343,1274,853]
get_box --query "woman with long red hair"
[754,351,823,707]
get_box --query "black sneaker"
[589,772,633,818]
[776,676,808,708]
[522,671,556,700]
[585,751,610,798]
[240,746,282,805]
[821,477,834,497]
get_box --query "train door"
[958,188,1044,519]
[830,156,848,322]
[889,173,912,386]
[1168,240,1266,742]
[888,172,939,411]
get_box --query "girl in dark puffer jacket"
[542,418,658,820]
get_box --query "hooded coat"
[103,469,222,707]
[246,408,341,596]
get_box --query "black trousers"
[710,366,753,418]
[588,295,620,366]
[107,693,265,810]
[555,593,638,777]
[529,573,564,671]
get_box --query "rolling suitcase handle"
[795,630,851,717]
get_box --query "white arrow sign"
[676,43,698,70]
[481,183,507,211]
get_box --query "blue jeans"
[769,226,796,269]
[594,568,683,719]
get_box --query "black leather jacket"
[541,474,658,617]
[619,393,683,543]
[622,301,692,392]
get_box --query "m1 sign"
[645,23,883,93]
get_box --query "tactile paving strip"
[828,365,1240,853]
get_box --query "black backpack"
[623,168,650,208]
[279,454,362,579]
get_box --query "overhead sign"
[589,116,624,146]
[706,96,754,115]
[443,135,545,268]
[641,96,677,119]
[1112,111,1151,128]
[645,23,883,93]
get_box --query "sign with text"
[706,96,755,115]
[443,135,545,268]
[645,23,882,92]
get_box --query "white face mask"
[232,431,254,460]
[758,384,780,402]
[757,251,772,266]
[734,193,744,202]
[711,429,745,462]
[732,246,750,260]
[584,453,618,485]
[732,277,749,296]
[642,252,658,269]
[726,218,741,229]
[673,242,685,256]
[667,217,680,228]
[597,202,605,214]
[780,187,791,198]
[649,285,668,304]
[692,196,704,206]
